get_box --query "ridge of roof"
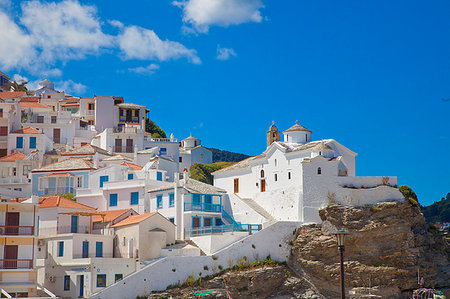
[110,212,158,228]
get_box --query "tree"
[145,119,166,138]
[60,192,76,201]
[190,162,235,185]
[9,80,28,92]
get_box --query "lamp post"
[335,230,349,299]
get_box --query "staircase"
[236,196,276,223]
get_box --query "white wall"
[190,231,248,255]
[90,221,300,299]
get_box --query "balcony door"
[82,241,89,258]
[126,139,133,153]
[115,139,122,152]
[261,179,266,192]
[71,215,78,233]
[53,128,60,143]
[4,245,18,269]
[126,109,132,122]
[5,212,19,235]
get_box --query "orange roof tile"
[61,103,79,107]
[0,91,25,99]
[0,152,26,162]
[92,209,133,223]
[20,97,39,102]
[20,102,52,109]
[12,127,41,134]
[39,196,96,210]
[111,212,157,228]
[126,123,140,126]
[41,173,73,177]
[121,162,143,170]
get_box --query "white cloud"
[56,80,87,94]
[216,46,237,60]
[128,64,160,75]
[0,0,200,75]
[173,0,264,33]
[118,25,201,64]
[12,74,28,83]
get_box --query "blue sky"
[0,0,449,205]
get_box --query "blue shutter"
[16,137,23,148]
[110,194,118,207]
[128,173,133,180]
[29,137,36,149]
[96,242,103,257]
[169,193,174,207]
[156,172,162,181]
[100,176,109,188]
[58,241,64,257]
[130,192,139,205]
[70,215,78,233]
[156,195,163,209]
[82,241,89,258]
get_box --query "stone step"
[238,196,276,222]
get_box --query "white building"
[179,134,212,173]
[8,127,53,161]
[0,92,23,157]
[213,121,404,224]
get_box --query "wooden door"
[115,139,122,152]
[53,128,60,143]
[261,179,266,192]
[4,245,18,269]
[6,212,19,235]
[126,139,133,153]
[192,217,200,228]
[233,178,239,193]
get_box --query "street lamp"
[335,230,349,299]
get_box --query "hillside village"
[0,73,446,298]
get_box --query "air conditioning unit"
[38,239,45,246]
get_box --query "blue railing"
[184,202,222,213]
[185,223,262,238]
[222,210,240,226]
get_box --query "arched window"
[260,170,265,178]
[317,167,322,175]
[305,134,308,141]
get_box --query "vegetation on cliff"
[145,119,167,138]
[207,148,250,163]
[422,192,450,224]
[189,162,235,185]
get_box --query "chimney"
[93,152,99,169]
[31,194,39,204]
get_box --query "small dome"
[283,120,312,134]
[183,133,199,141]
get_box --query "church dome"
[182,133,200,148]
[283,120,312,134]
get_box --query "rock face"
[290,200,449,298]
[148,265,324,299]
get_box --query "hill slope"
[422,192,450,223]
[207,148,250,163]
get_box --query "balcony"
[86,110,95,116]
[144,137,179,143]
[114,146,134,153]
[0,259,33,269]
[0,177,29,185]
[42,187,75,196]
[119,116,139,123]
[113,127,137,134]
[0,225,34,236]
[184,202,222,213]
[72,252,113,259]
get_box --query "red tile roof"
[61,103,79,107]
[0,91,25,99]
[39,196,96,210]
[92,209,133,223]
[0,152,27,162]
[110,212,157,228]
[12,127,41,134]
[20,102,52,109]
[41,173,73,177]
[121,162,143,170]
[20,97,39,102]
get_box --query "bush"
[399,185,419,206]
[190,162,235,185]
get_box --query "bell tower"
[267,121,280,147]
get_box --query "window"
[156,195,163,209]
[0,108,2,117]
[96,274,106,287]
[115,274,123,282]
[159,148,167,155]
[130,192,139,205]
[215,218,223,226]
[58,241,64,257]
[64,275,70,291]
[204,217,212,227]
[0,126,7,136]
[275,159,277,166]
[169,193,174,207]
[179,156,182,163]
[76,176,83,188]
[82,241,89,258]
[23,165,32,176]
[29,137,36,149]
[156,171,162,181]
[305,134,308,141]
[134,110,139,117]
[234,178,239,193]
[119,109,123,116]
[109,194,118,207]
[168,217,174,224]
[96,242,103,257]
[128,173,134,180]
[88,103,95,110]
[260,170,264,178]
[288,172,291,180]
[317,167,322,175]
[12,168,16,176]
[16,137,23,148]
[51,116,56,123]
[99,175,109,187]
[47,95,51,99]
[274,173,278,181]
[37,115,44,123]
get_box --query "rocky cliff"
[290,200,449,298]
[147,200,449,298]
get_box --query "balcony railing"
[86,110,95,116]
[42,187,75,196]
[184,202,222,213]
[0,136,7,141]
[114,146,134,153]
[184,224,261,238]
[119,116,139,123]
[0,177,29,185]
[39,225,95,236]
[0,259,33,269]
[72,252,113,259]
[0,225,34,236]
[144,137,179,143]
[113,127,137,134]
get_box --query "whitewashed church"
[213,121,403,224]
